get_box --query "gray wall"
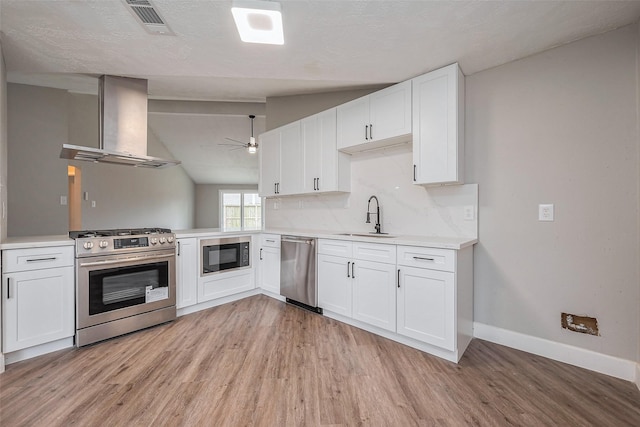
[7,84,195,236]
[0,42,7,242]
[264,25,640,363]
[195,183,258,229]
[265,87,386,130]
[466,25,639,361]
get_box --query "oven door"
[76,249,176,329]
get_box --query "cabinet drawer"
[353,242,396,264]
[397,246,455,272]
[261,234,281,248]
[2,246,74,273]
[318,239,352,257]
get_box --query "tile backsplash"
[265,144,478,238]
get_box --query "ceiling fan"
[220,114,259,154]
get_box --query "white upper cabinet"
[278,121,304,196]
[302,108,350,194]
[412,63,465,185]
[337,80,412,153]
[259,128,281,197]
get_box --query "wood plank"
[0,295,638,426]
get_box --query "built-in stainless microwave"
[201,236,250,276]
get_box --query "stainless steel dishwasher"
[280,235,321,313]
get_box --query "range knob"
[167,236,174,243]
[99,240,109,249]
[150,237,158,245]
[159,237,167,244]
[83,241,94,250]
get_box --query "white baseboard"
[473,322,636,382]
[4,337,74,365]
[0,352,4,373]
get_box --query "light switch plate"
[463,205,475,221]
[91,200,96,208]
[539,204,554,221]
[60,195,67,206]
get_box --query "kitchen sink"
[335,232,397,238]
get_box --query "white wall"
[195,183,258,229]
[7,84,195,235]
[466,25,639,361]
[265,144,478,238]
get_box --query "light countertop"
[176,227,477,250]
[0,235,75,250]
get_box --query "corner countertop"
[263,228,477,250]
[0,235,75,250]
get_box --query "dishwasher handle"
[281,236,315,245]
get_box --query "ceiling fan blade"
[225,137,247,145]
[219,143,245,147]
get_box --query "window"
[220,190,262,231]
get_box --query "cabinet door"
[301,114,321,193]
[352,260,396,332]
[3,267,74,352]
[303,108,341,194]
[369,80,412,142]
[259,246,281,294]
[278,121,303,195]
[259,129,280,197]
[412,63,464,185]
[198,269,255,303]
[317,254,352,317]
[176,238,198,309]
[397,266,455,351]
[336,96,369,150]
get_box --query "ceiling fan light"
[231,0,284,45]
[248,145,257,154]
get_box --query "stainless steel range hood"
[60,75,180,169]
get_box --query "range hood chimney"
[60,75,180,169]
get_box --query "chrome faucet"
[366,195,382,234]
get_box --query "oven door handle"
[79,253,175,267]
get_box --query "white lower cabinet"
[176,238,198,309]
[2,246,74,353]
[199,269,254,303]
[352,260,396,332]
[397,266,454,351]
[258,234,281,294]
[317,240,396,331]
[317,253,353,317]
[318,239,473,362]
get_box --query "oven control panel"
[114,237,149,249]
[76,234,176,256]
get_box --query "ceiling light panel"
[232,0,284,45]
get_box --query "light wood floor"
[1,295,639,426]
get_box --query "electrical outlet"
[60,195,67,205]
[91,200,96,208]
[463,205,475,221]
[539,204,554,221]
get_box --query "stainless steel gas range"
[69,228,177,347]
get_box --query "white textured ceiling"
[3,0,640,184]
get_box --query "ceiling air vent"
[124,0,174,35]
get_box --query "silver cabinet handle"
[260,248,263,260]
[365,125,369,141]
[352,262,355,279]
[413,256,435,261]
[369,123,373,140]
[26,257,57,263]
[177,241,181,256]
[413,165,417,182]
[316,178,320,191]
[6,277,10,299]
[347,261,351,278]
[265,239,275,243]
[397,269,400,288]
